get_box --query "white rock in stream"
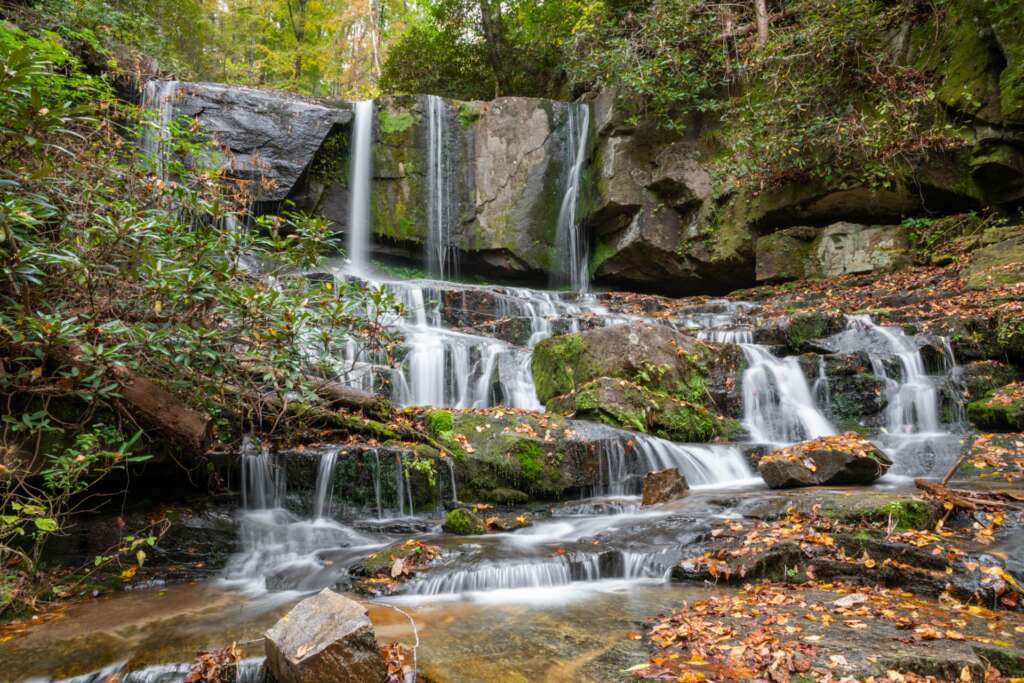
[264,588,387,683]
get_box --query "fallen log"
[47,346,213,456]
[914,479,1022,511]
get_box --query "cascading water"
[140,80,179,179]
[551,103,591,292]
[841,315,946,434]
[740,343,835,445]
[347,100,374,275]
[425,95,458,278]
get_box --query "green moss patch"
[442,508,485,535]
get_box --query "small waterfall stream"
[552,102,591,292]
[140,80,179,179]
[740,344,835,445]
[346,100,374,275]
[425,94,457,278]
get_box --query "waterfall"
[552,103,591,292]
[240,436,282,510]
[312,447,340,519]
[425,95,458,279]
[140,80,179,179]
[404,550,677,596]
[445,457,458,504]
[347,100,374,275]
[840,316,949,434]
[740,344,835,445]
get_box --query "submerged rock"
[757,433,892,489]
[641,468,689,505]
[264,588,387,683]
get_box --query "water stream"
[346,100,374,275]
[12,88,975,682]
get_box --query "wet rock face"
[264,588,387,683]
[757,433,892,489]
[170,82,352,202]
[755,222,911,283]
[641,468,689,505]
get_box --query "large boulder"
[546,377,740,442]
[806,222,912,278]
[530,323,741,415]
[757,433,892,489]
[165,81,351,202]
[958,360,1024,401]
[641,468,689,505]
[264,588,387,683]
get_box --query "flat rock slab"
[265,588,386,683]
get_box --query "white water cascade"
[347,100,375,275]
[552,103,591,292]
[425,95,457,278]
[140,80,179,179]
[740,344,835,445]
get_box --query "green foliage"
[381,0,584,98]
[379,109,415,134]
[567,0,962,191]
[0,28,401,616]
[566,0,728,129]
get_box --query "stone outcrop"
[167,81,351,202]
[963,226,1024,289]
[264,588,387,683]
[757,433,892,489]
[755,222,912,283]
[530,323,742,416]
[641,468,689,505]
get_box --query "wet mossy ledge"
[530,323,740,410]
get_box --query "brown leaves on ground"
[678,504,1023,608]
[184,643,240,683]
[966,434,1024,483]
[985,382,1024,409]
[381,641,419,683]
[760,432,878,469]
[363,539,442,593]
[631,581,1024,682]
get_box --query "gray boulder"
[758,433,892,489]
[169,81,351,201]
[264,588,387,683]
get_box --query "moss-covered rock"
[964,226,1024,289]
[547,377,740,442]
[445,410,589,502]
[426,410,454,435]
[959,361,1024,401]
[442,508,486,535]
[967,382,1024,431]
[530,323,736,411]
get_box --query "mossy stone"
[443,508,486,535]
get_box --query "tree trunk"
[754,0,769,47]
[111,366,213,455]
[478,0,509,95]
